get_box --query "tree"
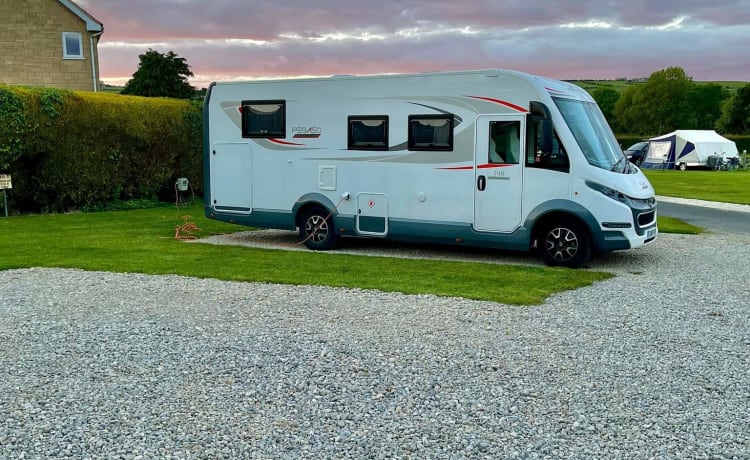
[591,87,621,131]
[716,83,750,134]
[121,49,195,99]
[613,66,695,135]
[613,85,640,134]
[689,83,729,130]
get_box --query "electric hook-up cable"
[296,192,351,246]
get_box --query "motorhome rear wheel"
[299,206,338,250]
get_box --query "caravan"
[641,130,739,170]
[204,69,658,268]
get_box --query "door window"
[488,121,520,164]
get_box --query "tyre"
[538,218,591,268]
[678,162,687,171]
[299,206,338,250]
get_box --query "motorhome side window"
[408,115,453,151]
[526,121,569,171]
[242,100,286,138]
[348,116,389,150]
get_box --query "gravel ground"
[1,231,749,459]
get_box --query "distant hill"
[101,84,125,94]
[568,79,748,94]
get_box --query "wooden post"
[0,174,11,218]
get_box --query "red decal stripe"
[437,164,513,170]
[269,138,305,146]
[478,163,513,169]
[466,96,528,113]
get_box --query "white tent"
[641,130,738,170]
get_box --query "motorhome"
[203,69,658,268]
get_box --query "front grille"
[638,210,656,227]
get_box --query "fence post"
[0,174,11,218]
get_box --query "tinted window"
[242,100,286,138]
[348,116,388,150]
[408,115,453,151]
[526,118,569,171]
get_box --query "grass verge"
[0,205,612,305]
[644,169,750,205]
[657,216,703,234]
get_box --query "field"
[569,79,748,94]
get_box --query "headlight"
[586,181,633,206]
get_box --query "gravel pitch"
[1,231,749,459]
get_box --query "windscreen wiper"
[610,157,626,173]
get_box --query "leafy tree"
[613,67,695,135]
[591,87,621,132]
[613,86,640,134]
[689,83,729,130]
[716,84,750,134]
[591,87,620,130]
[122,49,195,99]
[640,67,694,134]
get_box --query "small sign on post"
[0,174,11,218]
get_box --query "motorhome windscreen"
[553,97,624,171]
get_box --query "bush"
[0,86,202,213]
[725,135,750,155]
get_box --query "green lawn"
[657,216,703,235]
[0,204,611,305]
[5,166,734,304]
[644,169,750,205]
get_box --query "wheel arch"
[293,193,338,228]
[525,200,599,251]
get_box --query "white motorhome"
[204,69,658,268]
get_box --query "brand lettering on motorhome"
[293,127,322,139]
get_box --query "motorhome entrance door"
[473,115,524,232]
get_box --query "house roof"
[58,0,103,32]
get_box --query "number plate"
[646,228,657,239]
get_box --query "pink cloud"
[82,0,750,85]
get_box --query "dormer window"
[62,32,84,59]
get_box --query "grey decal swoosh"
[408,102,463,126]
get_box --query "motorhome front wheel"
[539,219,591,268]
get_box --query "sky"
[76,0,750,88]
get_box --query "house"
[0,0,103,92]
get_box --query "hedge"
[0,86,202,213]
